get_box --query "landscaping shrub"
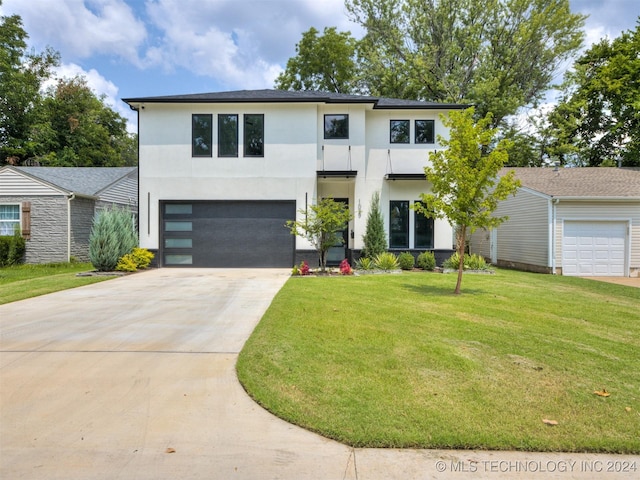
[373,252,399,270]
[398,252,415,270]
[443,252,489,270]
[89,206,137,271]
[116,247,155,272]
[292,260,310,276]
[355,257,374,270]
[0,228,26,267]
[417,251,436,270]
[339,258,353,275]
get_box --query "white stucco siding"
[555,200,640,276]
[491,188,550,268]
[138,103,320,251]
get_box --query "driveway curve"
[2,269,637,480]
[0,269,354,479]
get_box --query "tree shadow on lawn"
[402,282,487,296]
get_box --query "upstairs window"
[324,114,349,139]
[192,114,212,157]
[415,120,435,144]
[218,114,239,157]
[390,120,410,144]
[0,204,20,236]
[244,114,264,157]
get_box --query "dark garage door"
[161,201,296,267]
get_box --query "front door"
[326,198,349,266]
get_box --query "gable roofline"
[1,166,137,198]
[501,167,640,200]
[122,89,470,111]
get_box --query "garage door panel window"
[192,114,212,157]
[165,238,192,248]
[165,254,193,265]
[218,114,238,157]
[165,221,192,232]
[165,204,192,215]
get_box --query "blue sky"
[1,0,638,132]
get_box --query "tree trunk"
[454,225,466,295]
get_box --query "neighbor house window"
[192,114,212,157]
[390,120,410,144]
[415,120,435,144]
[218,114,238,157]
[0,204,19,236]
[414,203,434,249]
[324,114,349,139]
[244,114,264,157]
[389,201,409,248]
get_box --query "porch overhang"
[317,170,358,179]
[385,173,426,181]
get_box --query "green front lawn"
[0,263,112,305]
[237,269,640,453]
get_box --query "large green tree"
[346,0,585,127]
[34,77,135,167]
[416,108,520,294]
[278,1,584,127]
[0,4,59,163]
[275,27,359,93]
[547,20,640,167]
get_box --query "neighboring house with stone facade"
[0,166,137,264]
[469,167,640,277]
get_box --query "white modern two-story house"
[123,90,467,268]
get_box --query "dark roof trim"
[385,173,427,180]
[317,170,358,178]
[123,89,469,110]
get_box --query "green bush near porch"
[237,269,640,453]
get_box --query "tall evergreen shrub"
[362,191,387,258]
[89,206,137,271]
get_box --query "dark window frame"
[324,114,349,139]
[389,200,410,249]
[192,114,213,157]
[218,113,239,157]
[414,202,435,249]
[243,114,264,157]
[390,119,410,144]
[415,119,435,144]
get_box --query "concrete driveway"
[0,269,355,479]
[1,269,637,480]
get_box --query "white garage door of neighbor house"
[562,221,627,276]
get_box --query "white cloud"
[3,0,147,65]
[141,0,360,89]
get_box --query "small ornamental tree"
[361,191,387,258]
[415,108,520,294]
[286,197,352,272]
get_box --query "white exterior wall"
[138,102,319,251]
[554,200,640,276]
[137,101,455,254]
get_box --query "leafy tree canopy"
[275,26,359,93]
[547,19,640,167]
[416,108,520,294]
[0,4,136,166]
